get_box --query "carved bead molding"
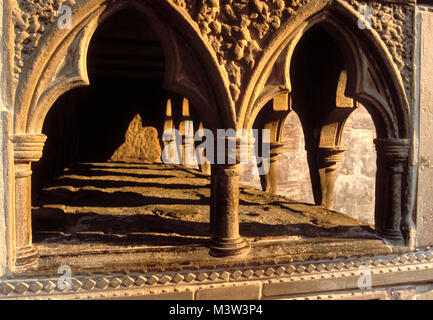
[171,0,311,101]
[11,134,47,162]
[349,0,414,97]
[13,0,76,79]
[1,249,432,299]
[374,138,410,162]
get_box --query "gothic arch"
[13,0,237,135]
[10,0,242,269]
[240,0,410,141]
[238,1,412,245]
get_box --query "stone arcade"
[1,0,433,300]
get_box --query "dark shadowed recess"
[31,8,168,199]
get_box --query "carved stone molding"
[374,138,410,161]
[11,134,47,163]
[317,146,347,166]
[1,248,433,299]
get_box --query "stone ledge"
[1,248,433,299]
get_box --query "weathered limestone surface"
[0,112,10,277]
[416,6,433,247]
[32,162,373,248]
[416,284,433,300]
[0,0,11,277]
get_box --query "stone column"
[197,122,211,175]
[316,146,347,210]
[12,134,46,267]
[209,137,249,257]
[163,98,174,149]
[179,98,195,167]
[374,138,410,242]
[264,142,285,194]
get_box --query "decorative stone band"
[418,4,433,13]
[317,146,347,166]
[2,249,433,299]
[12,134,47,163]
[374,138,410,162]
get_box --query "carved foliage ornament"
[349,0,414,96]
[172,0,311,101]
[13,0,76,78]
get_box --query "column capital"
[214,163,242,177]
[374,138,410,161]
[270,141,286,155]
[317,145,347,165]
[12,133,47,162]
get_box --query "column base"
[15,245,39,267]
[208,237,250,257]
[377,229,404,244]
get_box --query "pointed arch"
[13,0,236,135]
[238,1,413,245]
[240,0,410,141]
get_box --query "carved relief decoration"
[13,0,76,79]
[171,0,311,102]
[348,0,414,97]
